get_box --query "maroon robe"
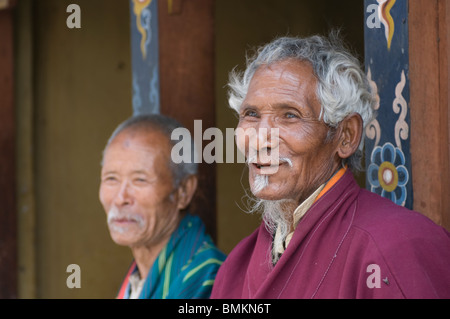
[211,170,450,298]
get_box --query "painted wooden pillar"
[129,0,216,238]
[130,0,160,115]
[364,0,414,209]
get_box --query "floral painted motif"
[367,142,409,206]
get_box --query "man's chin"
[109,231,139,247]
[250,173,280,199]
[251,184,284,201]
[253,193,285,201]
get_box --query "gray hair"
[228,33,376,171]
[102,114,198,187]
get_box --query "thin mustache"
[247,155,293,168]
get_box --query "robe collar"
[273,167,348,262]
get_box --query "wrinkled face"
[236,59,341,204]
[99,129,180,248]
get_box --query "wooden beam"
[409,0,450,230]
[158,0,216,239]
[0,6,17,298]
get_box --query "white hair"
[228,32,376,172]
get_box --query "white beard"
[252,174,269,194]
[246,155,295,263]
[245,196,296,264]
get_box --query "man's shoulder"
[193,238,227,262]
[352,188,449,243]
[173,213,226,271]
[351,189,450,280]
[225,223,262,256]
[177,237,226,287]
[210,226,264,298]
[339,189,450,298]
[214,224,264,276]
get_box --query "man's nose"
[113,181,133,206]
[253,116,280,152]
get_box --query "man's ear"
[336,113,363,160]
[176,175,198,211]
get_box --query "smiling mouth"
[253,163,280,169]
[251,162,283,175]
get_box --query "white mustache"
[107,206,144,228]
[247,155,293,168]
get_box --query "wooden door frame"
[0,0,17,299]
[409,0,450,230]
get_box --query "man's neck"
[296,165,344,206]
[131,236,171,279]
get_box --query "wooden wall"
[15,0,133,298]
[409,0,450,230]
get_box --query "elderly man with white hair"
[99,114,225,299]
[211,33,450,299]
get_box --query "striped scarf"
[117,213,226,299]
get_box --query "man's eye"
[285,112,298,119]
[243,110,258,117]
[103,176,118,183]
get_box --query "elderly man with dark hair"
[211,34,450,299]
[99,114,225,299]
